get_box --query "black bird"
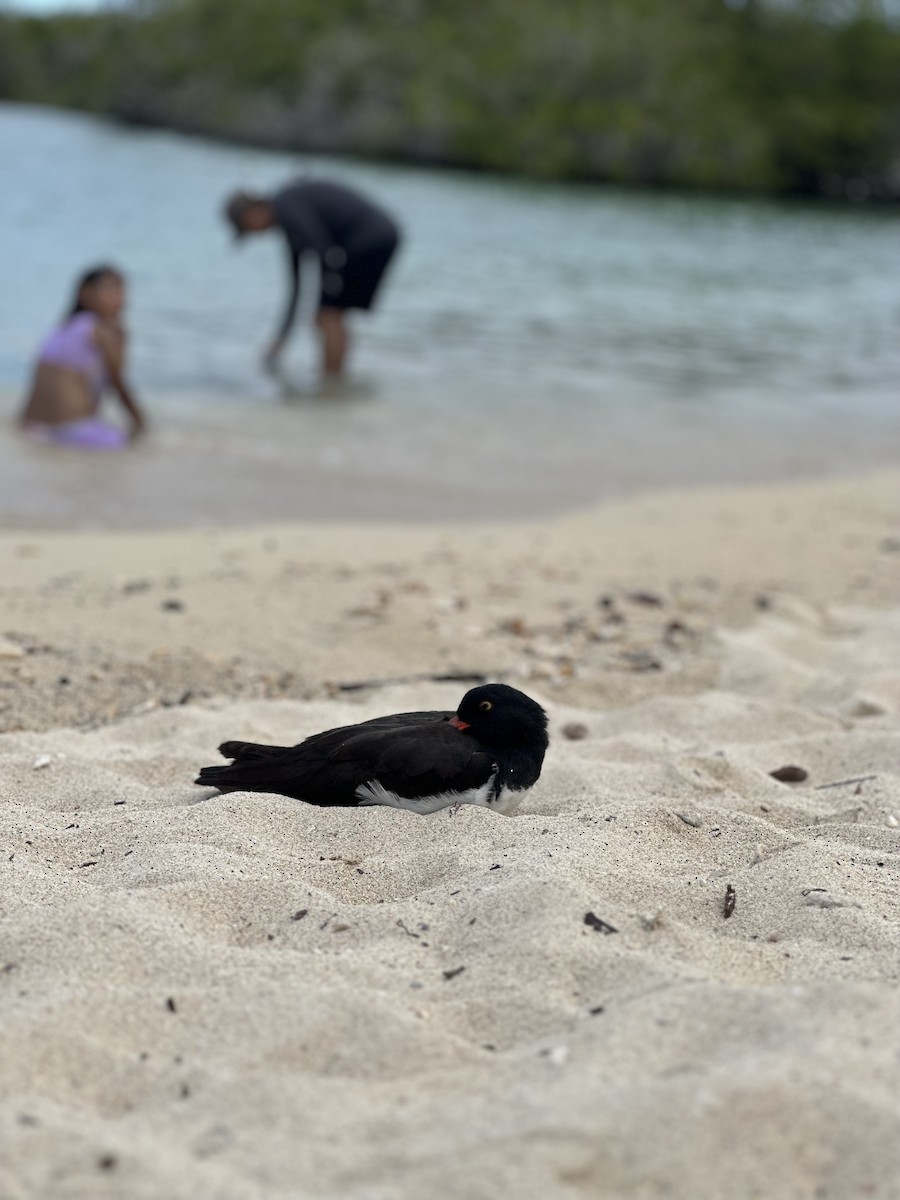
[194,683,548,815]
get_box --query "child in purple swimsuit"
[19,265,146,449]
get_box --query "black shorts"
[318,230,399,311]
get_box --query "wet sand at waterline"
[4,399,900,528]
[1,471,899,1199]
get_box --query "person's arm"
[264,245,301,370]
[95,323,146,439]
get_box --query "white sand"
[1,472,899,1199]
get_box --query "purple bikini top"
[38,312,107,395]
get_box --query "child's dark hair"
[69,265,124,316]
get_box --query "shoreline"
[4,74,900,201]
[51,102,900,205]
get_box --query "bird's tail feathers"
[195,764,239,791]
[195,741,295,793]
[218,740,289,761]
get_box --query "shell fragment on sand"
[0,637,25,660]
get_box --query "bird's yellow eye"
[479,700,493,712]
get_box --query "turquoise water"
[1,103,898,525]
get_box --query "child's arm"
[96,323,146,439]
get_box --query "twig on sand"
[723,884,736,919]
[584,912,618,935]
[326,671,494,694]
[813,774,877,791]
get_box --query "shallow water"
[1,103,898,526]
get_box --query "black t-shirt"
[270,179,397,258]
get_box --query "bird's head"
[449,683,548,749]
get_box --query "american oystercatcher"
[194,683,548,815]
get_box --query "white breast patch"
[355,772,527,816]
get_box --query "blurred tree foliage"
[1,0,898,195]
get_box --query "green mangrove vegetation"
[1,0,899,197]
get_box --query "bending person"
[224,178,400,378]
[19,265,146,449]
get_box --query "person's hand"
[262,339,285,373]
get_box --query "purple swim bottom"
[24,418,128,450]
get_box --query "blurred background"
[0,0,898,525]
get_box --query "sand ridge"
[1,470,898,733]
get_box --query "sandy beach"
[2,470,899,1199]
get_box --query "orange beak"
[449,715,470,731]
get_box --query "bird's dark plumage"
[194,683,548,814]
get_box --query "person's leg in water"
[315,307,349,377]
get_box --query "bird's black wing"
[323,721,498,802]
[194,705,453,801]
[296,709,451,750]
[195,714,494,806]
